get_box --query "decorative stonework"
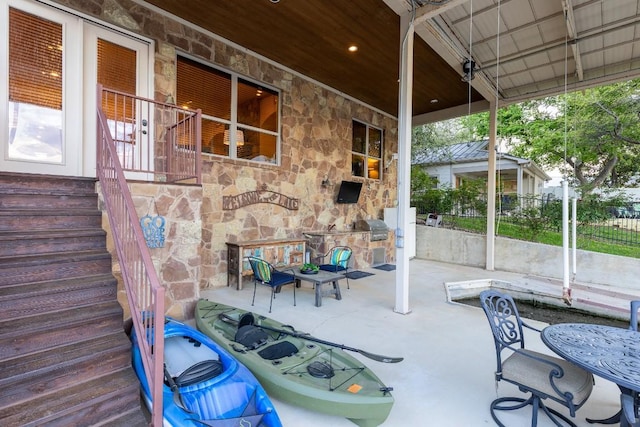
[222,184,299,211]
[98,182,202,320]
[53,0,400,318]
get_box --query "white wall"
[416,225,640,290]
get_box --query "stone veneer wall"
[98,182,202,320]
[199,81,398,289]
[54,0,399,312]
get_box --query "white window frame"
[177,54,281,165]
[352,119,383,180]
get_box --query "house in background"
[414,140,550,199]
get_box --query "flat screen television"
[336,180,362,204]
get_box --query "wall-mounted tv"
[336,180,363,204]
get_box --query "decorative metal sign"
[140,214,166,248]
[223,184,299,210]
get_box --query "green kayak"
[195,299,395,427]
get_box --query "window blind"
[9,7,62,110]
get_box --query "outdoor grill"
[355,219,389,241]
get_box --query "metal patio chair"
[246,256,296,313]
[316,246,352,289]
[479,289,594,427]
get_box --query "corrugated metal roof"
[414,140,490,164]
[384,0,640,122]
[414,139,551,180]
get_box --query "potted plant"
[300,263,319,274]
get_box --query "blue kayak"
[131,317,282,427]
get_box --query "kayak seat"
[235,325,269,349]
[258,341,299,360]
[164,335,222,387]
[173,359,223,387]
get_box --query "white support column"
[486,102,497,271]
[571,197,577,280]
[562,179,571,303]
[394,12,414,315]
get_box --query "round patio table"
[541,323,640,427]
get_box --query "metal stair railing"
[96,85,200,426]
[98,85,202,184]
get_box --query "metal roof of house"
[413,140,493,164]
[413,140,551,180]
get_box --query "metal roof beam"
[563,0,584,81]
[413,0,468,25]
[412,99,490,125]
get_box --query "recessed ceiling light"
[430,99,438,103]
[348,45,358,53]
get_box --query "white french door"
[0,0,151,178]
[83,24,151,179]
[0,0,83,176]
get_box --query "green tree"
[411,118,471,161]
[461,79,640,194]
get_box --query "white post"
[572,197,577,280]
[394,12,414,315]
[486,102,497,271]
[562,180,571,303]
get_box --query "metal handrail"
[96,84,176,426]
[99,86,202,184]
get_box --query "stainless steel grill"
[355,219,389,241]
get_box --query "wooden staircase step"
[0,172,97,195]
[0,333,132,409]
[0,250,112,286]
[0,368,142,427]
[0,228,107,257]
[0,173,147,424]
[95,406,149,427]
[0,301,124,360]
[0,209,102,231]
[0,333,130,384]
[0,274,117,321]
[0,191,98,210]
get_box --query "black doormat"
[345,271,374,280]
[373,264,396,271]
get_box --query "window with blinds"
[8,7,63,163]
[97,39,138,168]
[176,56,280,163]
[352,120,383,180]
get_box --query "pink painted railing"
[96,84,201,426]
[99,85,202,184]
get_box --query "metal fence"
[412,194,640,247]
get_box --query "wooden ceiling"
[143,0,484,119]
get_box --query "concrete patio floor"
[199,258,624,427]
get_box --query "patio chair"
[479,289,594,427]
[246,256,296,313]
[315,246,352,289]
[630,300,640,332]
